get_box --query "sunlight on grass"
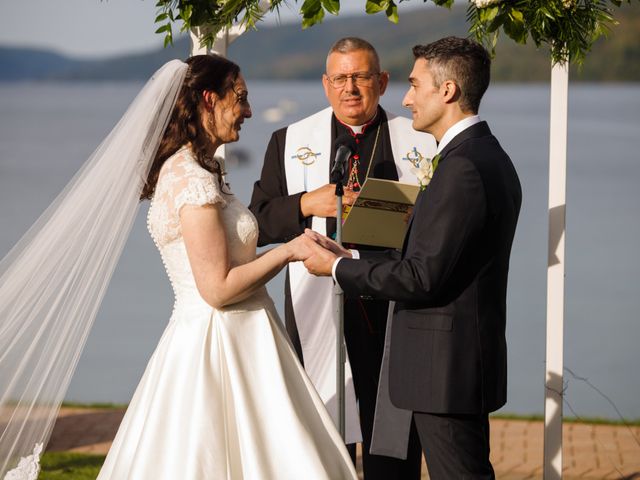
[39,452,105,480]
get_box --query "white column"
[189,0,270,56]
[189,27,216,56]
[544,60,569,480]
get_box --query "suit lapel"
[401,121,492,256]
[438,121,491,160]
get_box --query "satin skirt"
[97,289,356,479]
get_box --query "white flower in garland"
[471,0,503,8]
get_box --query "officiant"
[249,37,435,479]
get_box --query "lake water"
[0,81,639,420]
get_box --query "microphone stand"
[330,137,354,441]
[333,179,346,440]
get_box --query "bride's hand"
[285,234,318,262]
[304,229,352,258]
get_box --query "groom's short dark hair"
[413,37,491,114]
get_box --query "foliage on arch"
[154,0,634,65]
[467,0,633,64]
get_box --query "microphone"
[330,134,357,184]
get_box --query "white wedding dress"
[97,147,356,479]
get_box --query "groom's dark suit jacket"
[336,121,522,414]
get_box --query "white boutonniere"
[410,153,441,191]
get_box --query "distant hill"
[1,3,639,82]
[0,43,189,82]
[0,47,83,81]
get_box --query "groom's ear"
[441,80,460,105]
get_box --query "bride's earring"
[207,98,216,129]
[207,108,216,129]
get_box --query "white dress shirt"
[436,115,481,154]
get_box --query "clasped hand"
[286,229,352,276]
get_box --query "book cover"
[342,178,419,248]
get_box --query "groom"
[303,37,522,479]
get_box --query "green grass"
[39,452,105,480]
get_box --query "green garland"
[154,0,452,49]
[154,0,633,65]
[467,0,631,65]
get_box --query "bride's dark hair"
[140,54,240,200]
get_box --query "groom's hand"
[303,241,338,276]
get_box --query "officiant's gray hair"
[327,37,381,72]
[413,36,491,114]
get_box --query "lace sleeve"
[161,150,228,214]
[172,167,227,213]
[148,149,228,246]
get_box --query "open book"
[342,178,420,249]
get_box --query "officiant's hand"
[304,229,352,259]
[302,241,337,277]
[404,206,414,224]
[300,184,357,218]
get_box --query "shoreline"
[46,406,640,479]
[58,402,640,426]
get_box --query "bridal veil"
[0,59,188,478]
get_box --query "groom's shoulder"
[443,135,516,190]
[446,144,506,179]
[449,124,508,160]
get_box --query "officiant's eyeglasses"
[326,72,380,89]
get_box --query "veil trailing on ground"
[0,59,188,478]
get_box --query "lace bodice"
[147,147,259,305]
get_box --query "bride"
[0,55,357,479]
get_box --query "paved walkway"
[48,408,640,479]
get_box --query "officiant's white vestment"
[282,107,436,443]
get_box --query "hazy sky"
[1,1,419,58]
